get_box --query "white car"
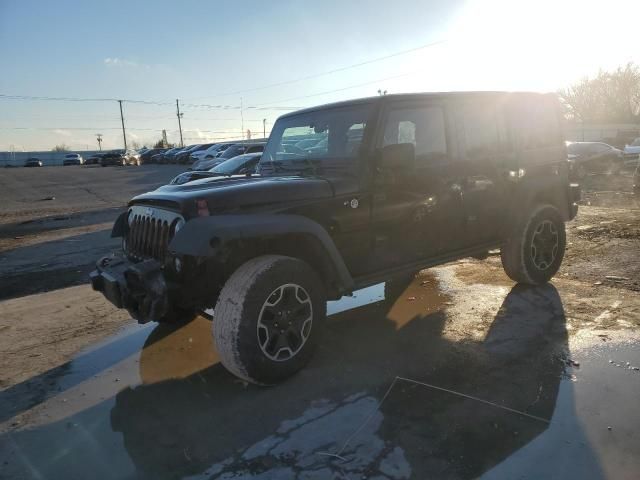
[623,137,640,165]
[190,143,224,163]
[63,153,84,165]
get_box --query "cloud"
[104,57,140,68]
[53,129,72,137]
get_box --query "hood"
[131,175,334,214]
[192,159,222,171]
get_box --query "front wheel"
[213,255,326,385]
[501,204,566,285]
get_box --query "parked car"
[140,148,167,164]
[100,149,141,166]
[169,153,262,185]
[623,137,640,163]
[24,157,43,167]
[91,91,579,385]
[168,146,194,164]
[566,142,622,179]
[126,149,142,166]
[153,147,179,164]
[151,148,177,164]
[294,137,324,150]
[176,144,216,164]
[191,143,265,171]
[190,143,226,163]
[84,153,104,165]
[63,153,84,166]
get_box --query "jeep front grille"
[125,206,183,260]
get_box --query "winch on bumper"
[90,256,172,323]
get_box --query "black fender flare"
[111,211,129,238]
[504,174,572,234]
[168,214,355,293]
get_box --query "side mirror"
[379,143,415,169]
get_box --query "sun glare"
[401,0,640,93]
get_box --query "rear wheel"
[501,204,566,285]
[213,255,326,385]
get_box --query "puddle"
[1,272,639,479]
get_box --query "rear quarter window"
[508,96,563,150]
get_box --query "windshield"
[260,103,373,171]
[631,138,640,147]
[218,144,247,159]
[211,154,259,174]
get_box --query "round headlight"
[174,218,185,233]
[127,209,134,225]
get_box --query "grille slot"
[125,207,183,260]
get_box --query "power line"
[252,70,421,107]
[0,127,260,133]
[0,127,164,131]
[0,94,172,105]
[0,94,302,112]
[181,38,447,101]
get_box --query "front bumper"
[90,256,170,323]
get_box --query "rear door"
[369,99,466,270]
[454,99,513,246]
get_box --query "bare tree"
[559,63,640,123]
[153,138,173,148]
[51,144,70,152]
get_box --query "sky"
[0,0,639,151]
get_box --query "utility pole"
[240,97,244,140]
[118,100,127,150]
[96,133,103,151]
[263,118,266,139]
[176,99,184,147]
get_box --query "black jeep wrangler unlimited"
[91,92,580,384]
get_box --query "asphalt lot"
[0,165,639,479]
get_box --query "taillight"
[196,199,210,217]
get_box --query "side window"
[382,105,448,165]
[510,97,562,149]
[461,103,507,157]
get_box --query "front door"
[369,100,466,271]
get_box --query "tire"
[213,255,326,385]
[501,204,566,285]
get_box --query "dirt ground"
[0,165,183,388]
[1,165,640,479]
[0,166,638,390]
